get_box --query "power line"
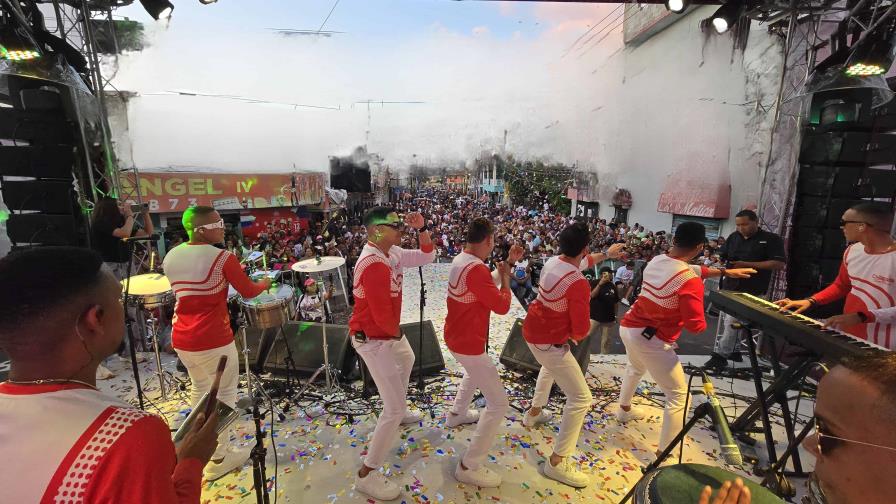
[561,4,624,59]
[577,4,649,59]
[317,0,342,34]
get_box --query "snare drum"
[240,284,295,330]
[122,273,173,309]
[632,464,782,504]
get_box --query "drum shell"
[241,287,295,330]
[127,291,173,310]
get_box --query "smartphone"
[203,355,228,421]
[130,203,148,213]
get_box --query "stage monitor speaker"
[400,320,446,377]
[233,326,278,373]
[263,322,356,378]
[499,318,592,374]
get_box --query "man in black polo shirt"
[704,209,785,370]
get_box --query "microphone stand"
[122,238,146,410]
[619,402,712,504]
[415,266,435,420]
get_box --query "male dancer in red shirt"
[443,217,524,487]
[776,202,896,349]
[349,206,436,501]
[0,247,218,503]
[521,222,624,487]
[163,206,272,480]
[616,222,753,457]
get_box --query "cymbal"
[291,256,346,273]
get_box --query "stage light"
[139,0,174,20]
[844,31,896,77]
[199,0,217,4]
[0,26,40,61]
[709,1,743,34]
[665,0,689,14]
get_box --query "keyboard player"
[776,202,896,351]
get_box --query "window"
[671,215,722,239]
[613,206,629,224]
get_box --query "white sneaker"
[354,470,401,501]
[615,405,647,423]
[96,365,115,380]
[401,409,424,425]
[522,409,552,428]
[447,409,480,428]
[204,446,250,481]
[454,460,501,487]
[119,352,147,363]
[621,299,631,306]
[542,457,589,488]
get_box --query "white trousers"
[352,336,415,468]
[528,343,593,457]
[450,352,510,470]
[618,326,689,451]
[176,341,240,458]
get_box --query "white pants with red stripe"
[176,341,240,459]
[351,335,415,468]
[450,352,510,470]
[528,343,593,457]
[617,326,689,452]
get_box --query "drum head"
[634,464,782,504]
[122,273,171,296]
[242,284,293,307]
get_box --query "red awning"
[657,173,731,219]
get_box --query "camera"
[130,203,149,213]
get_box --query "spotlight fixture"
[0,25,40,61]
[665,0,689,14]
[844,30,896,77]
[139,0,174,20]
[199,0,217,4]
[709,1,744,34]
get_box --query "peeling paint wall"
[587,6,784,233]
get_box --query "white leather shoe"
[401,409,424,425]
[447,409,480,428]
[454,460,501,487]
[204,446,250,481]
[542,457,589,488]
[615,405,647,423]
[96,365,115,380]
[355,470,401,501]
[522,409,552,428]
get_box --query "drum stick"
[203,355,228,422]
[150,251,155,271]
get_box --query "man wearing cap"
[349,206,435,501]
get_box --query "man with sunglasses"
[349,206,435,501]
[162,206,272,481]
[776,202,896,350]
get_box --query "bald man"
[163,206,271,480]
[0,247,218,503]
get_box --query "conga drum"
[633,464,783,504]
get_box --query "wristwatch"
[718,267,727,277]
[857,311,870,323]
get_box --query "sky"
[109,0,625,172]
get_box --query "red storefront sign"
[657,172,731,219]
[120,171,326,213]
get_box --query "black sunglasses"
[839,219,871,228]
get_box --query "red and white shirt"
[813,243,896,350]
[444,252,512,355]
[621,254,709,343]
[349,241,435,339]
[523,255,595,345]
[162,243,266,352]
[0,382,203,503]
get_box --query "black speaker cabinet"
[499,318,593,374]
[263,322,355,378]
[233,326,279,373]
[400,320,446,377]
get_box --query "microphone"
[702,372,743,465]
[122,234,160,242]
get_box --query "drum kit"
[118,255,350,405]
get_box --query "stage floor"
[98,263,814,503]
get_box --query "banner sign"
[120,171,327,213]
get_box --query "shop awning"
[656,172,731,219]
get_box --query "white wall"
[586,7,783,234]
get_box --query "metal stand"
[141,308,179,401]
[414,266,435,420]
[620,402,713,504]
[121,240,146,410]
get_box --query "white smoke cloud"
[109,3,623,173]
